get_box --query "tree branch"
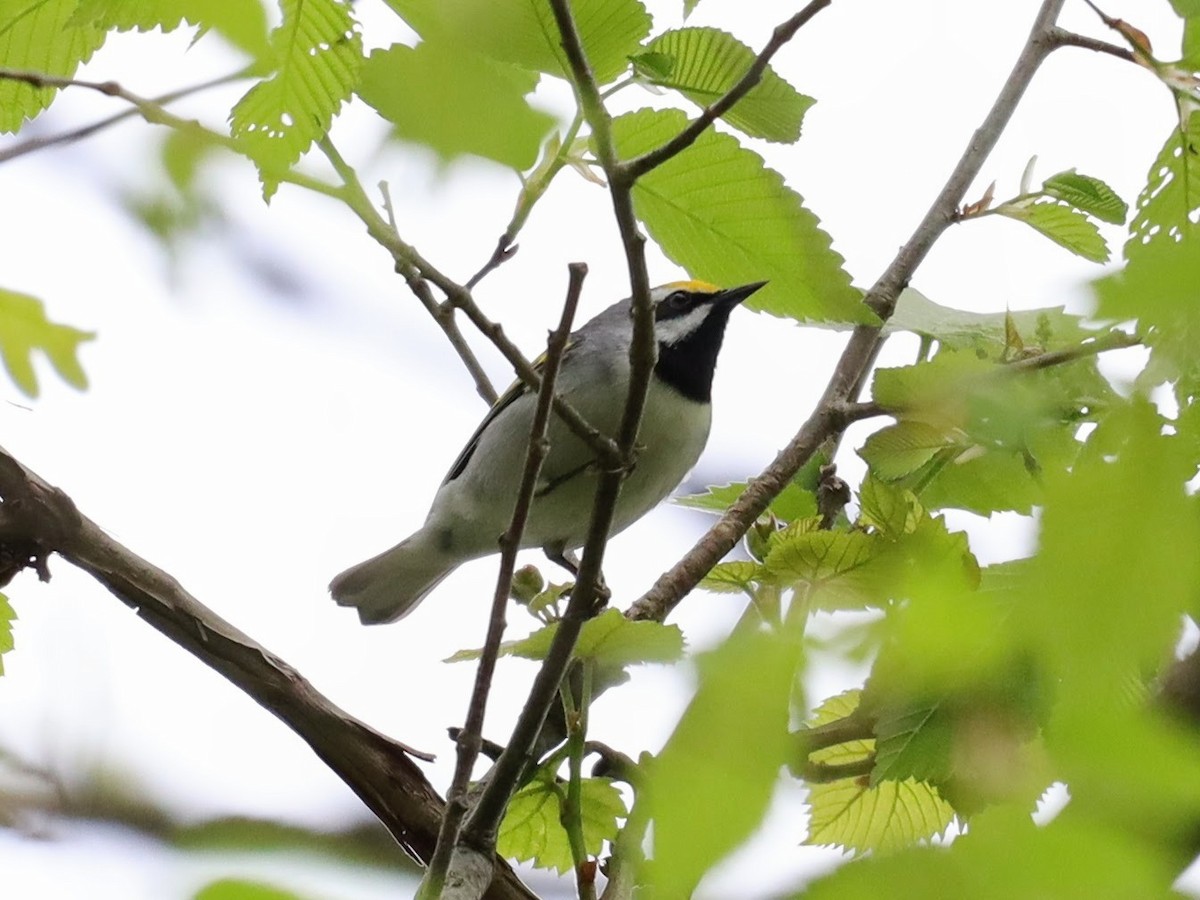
[317,136,622,468]
[0,447,537,900]
[453,0,662,874]
[1002,330,1141,373]
[0,68,250,165]
[421,264,588,898]
[620,0,833,181]
[628,0,1070,624]
[1047,27,1135,62]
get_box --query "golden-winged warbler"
[331,279,765,624]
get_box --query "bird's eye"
[663,290,690,312]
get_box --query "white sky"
[0,1,1187,897]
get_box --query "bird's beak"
[716,281,768,307]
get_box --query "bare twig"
[0,69,250,165]
[620,0,834,181]
[317,136,621,466]
[420,264,588,899]
[0,447,536,900]
[628,0,1071,624]
[1047,27,1135,62]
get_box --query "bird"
[330,279,766,624]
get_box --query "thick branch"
[0,448,536,900]
[628,0,1070,624]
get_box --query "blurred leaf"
[610,107,871,324]
[994,199,1110,263]
[1042,170,1128,224]
[800,805,1177,899]
[649,627,799,896]
[676,480,817,521]
[358,41,555,169]
[1094,239,1200,400]
[229,0,363,199]
[0,593,14,676]
[640,27,813,142]
[805,691,955,854]
[886,288,1092,354]
[447,609,684,667]
[859,421,955,481]
[193,879,307,900]
[72,0,271,63]
[1020,399,1200,704]
[0,289,94,397]
[1126,112,1200,258]
[856,475,923,540]
[384,0,651,84]
[498,776,624,873]
[0,0,107,133]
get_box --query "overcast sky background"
[0,1,1189,897]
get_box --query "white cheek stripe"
[656,306,709,345]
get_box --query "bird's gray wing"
[441,334,586,485]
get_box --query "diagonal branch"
[0,447,537,900]
[628,0,1071,624]
[0,68,251,165]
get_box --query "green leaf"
[699,560,765,594]
[886,288,1093,355]
[610,108,870,324]
[683,0,702,16]
[0,593,14,677]
[358,42,554,170]
[384,0,651,85]
[994,199,1109,263]
[805,691,955,854]
[0,0,108,133]
[763,528,889,611]
[675,480,817,522]
[640,27,814,142]
[498,776,625,873]
[0,289,94,398]
[229,0,363,199]
[447,608,684,667]
[193,879,308,900]
[859,421,955,481]
[1093,239,1200,399]
[1042,169,1128,225]
[1126,113,1200,258]
[1173,0,1200,20]
[72,0,271,63]
[856,475,922,540]
[1020,400,1200,704]
[801,806,1177,899]
[649,627,799,897]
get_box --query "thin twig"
[1003,330,1141,372]
[620,0,833,181]
[1047,27,1135,62]
[0,68,250,165]
[420,264,587,899]
[628,0,1071,624]
[458,0,660,862]
[317,137,620,458]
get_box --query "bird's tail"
[329,533,455,625]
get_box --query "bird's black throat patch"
[653,304,734,403]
